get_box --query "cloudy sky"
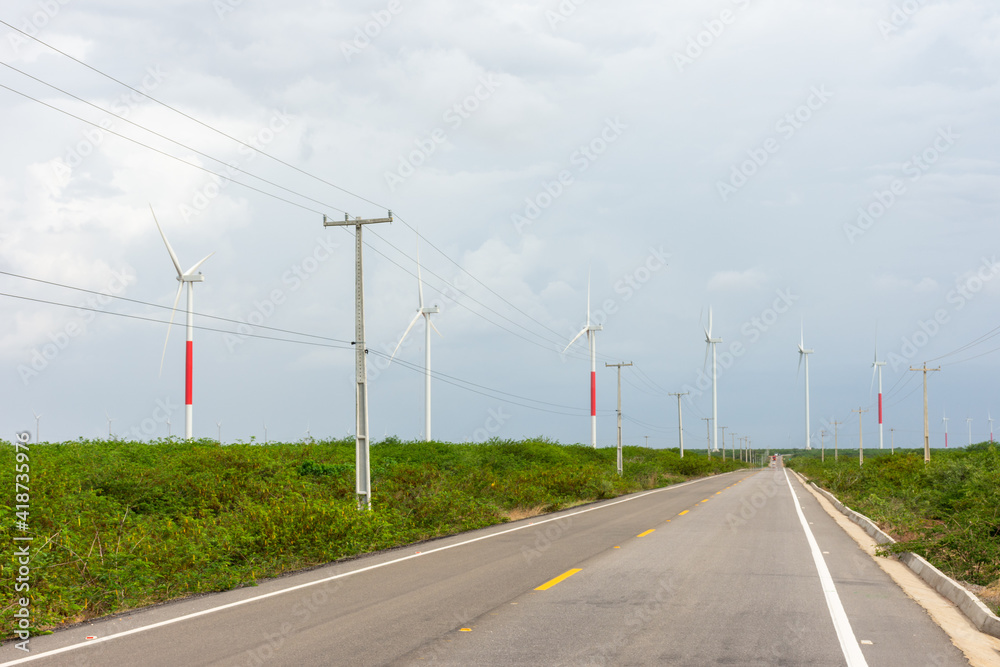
[2,0,998,451]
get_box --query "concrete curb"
[794,472,1000,639]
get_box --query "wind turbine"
[151,205,214,441]
[989,413,994,443]
[388,236,440,441]
[966,417,973,446]
[106,411,115,439]
[31,410,41,444]
[871,335,887,449]
[942,411,949,448]
[564,274,602,448]
[703,308,722,452]
[798,326,814,450]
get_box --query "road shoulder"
[792,470,1000,667]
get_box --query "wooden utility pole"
[853,407,869,466]
[719,426,727,462]
[910,363,941,463]
[669,392,689,458]
[820,429,826,463]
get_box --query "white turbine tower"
[943,411,949,448]
[871,338,887,449]
[152,206,214,441]
[389,237,440,441]
[989,413,995,443]
[798,327,814,450]
[565,275,602,448]
[703,308,722,452]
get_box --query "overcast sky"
[2,0,998,451]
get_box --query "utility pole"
[731,433,737,462]
[910,363,941,464]
[669,392,689,458]
[966,418,973,446]
[702,417,712,459]
[831,420,842,462]
[719,426,727,462]
[820,429,826,463]
[644,435,649,447]
[853,408,868,466]
[606,362,632,476]
[325,211,393,509]
[943,414,949,449]
[989,414,995,443]
[890,427,895,454]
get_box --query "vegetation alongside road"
[0,437,746,637]
[786,444,1000,614]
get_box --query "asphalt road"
[0,464,973,666]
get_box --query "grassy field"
[0,437,746,636]
[785,444,1000,614]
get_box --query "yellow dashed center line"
[701,499,710,503]
[535,568,582,591]
[678,510,690,516]
[637,529,655,537]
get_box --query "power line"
[1,22,579,354]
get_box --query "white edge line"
[1,470,746,665]
[783,469,869,667]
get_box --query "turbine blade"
[159,282,184,376]
[429,316,442,337]
[185,251,215,276]
[586,270,591,326]
[797,350,803,378]
[703,341,710,372]
[388,312,422,364]
[869,364,877,400]
[708,307,713,338]
[150,205,183,276]
[564,326,588,353]
[800,322,804,350]
[414,230,426,310]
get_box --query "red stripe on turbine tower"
[186,341,194,405]
[878,393,883,423]
[590,371,596,416]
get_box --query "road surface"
[0,465,975,666]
